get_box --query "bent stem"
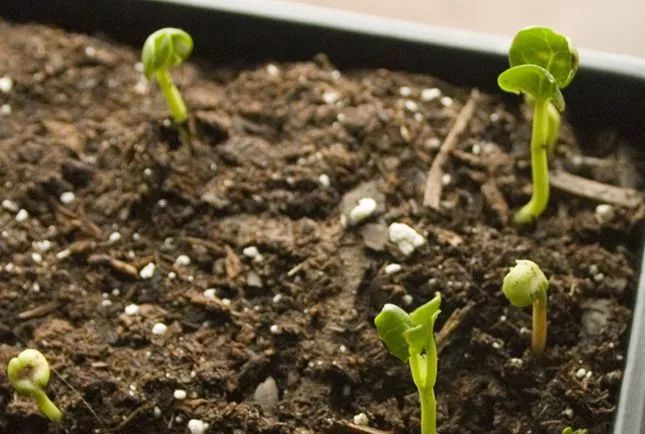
[155,69,188,124]
[532,294,548,356]
[409,335,438,434]
[34,389,63,422]
[514,98,550,224]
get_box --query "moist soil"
[0,19,643,434]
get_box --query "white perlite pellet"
[15,209,29,222]
[595,203,614,223]
[187,419,208,434]
[421,87,441,101]
[2,199,18,212]
[203,288,216,299]
[399,86,412,97]
[152,322,167,335]
[175,255,191,266]
[440,96,453,107]
[242,246,263,261]
[124,304,140,316]
[388,223,426,255]
[384,263,402,275]
[318,174,331,187]
[60,191,75,204]
[108,231,122,243]
[139,262,156,279]
[173,389,187,400]
[322,91,339,104]
[348,198,377,225]
[0,76,13,93]
[266,64,280,76]
[0,104,11,116]
[353,412,369,426]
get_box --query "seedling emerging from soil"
[7,349,62,422]
[142,28,193,123]
[502,260,549,356]
[375,292,441,434]
[498,27,578,223]
[562,428,588,434]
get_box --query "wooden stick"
[423,89,479,208]
[550,170,643,208]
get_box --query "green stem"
[33,390,62,422]
[155,69,187,124]
[514,98,550,224]
[410,338,437,434]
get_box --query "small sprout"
[502,260,549,356]
[7,349,62,422]
[141,28,193,123]
[498,27,578,223]
[562,428,588,434]
[375,292,441,434]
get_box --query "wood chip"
[224,245,242,279]
[550,170,643,208]
[88,254,139,279]
[423,89,479,208]
[18,300,62,320]
[436,301,475,353]
[327,420,393,434]
[481,179,510,224]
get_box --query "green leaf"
[498,64,565,111]
[374,304,414,362]
[509,26,578,88]
[562,428,588,434]
[405,292,441,356]
[142,28,193,78]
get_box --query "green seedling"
[7,349,62,422]
[142,28,193,123]
[502,260,549,356]
[498,27,578,223]
[375,292,441,434]
[562,428,588,434]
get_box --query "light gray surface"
[293,0,645,58]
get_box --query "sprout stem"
[155,69,187,124]
[532,295,548,356]
[34,389,63,422]
[409,333,438,434]
[514,98,550,223]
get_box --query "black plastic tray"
[1,0,644,432]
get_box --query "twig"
[423,89,479,208]
[328,420,393,434]
[103,402,153,432]
[18,300,62,320]
[436,301,475,353]
[51,369,106,428]
[550,170,643,208]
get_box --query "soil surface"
[0,19,643,434]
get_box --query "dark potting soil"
[0,19,643,434]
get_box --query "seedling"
[375,292,441,434]
[141,28,193,123]
[502,260,549,356]
[498,27,578,223]
[562,428,588,434]
[7,349,62,422]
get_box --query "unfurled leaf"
[498,64,565,111]
[509,26,578,88]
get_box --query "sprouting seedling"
[141,28,193,123]
[498,27,578,224]
[562,428,588,434]
[375,292,441,434]
[502,260,549,356]
[7,349,62,422]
